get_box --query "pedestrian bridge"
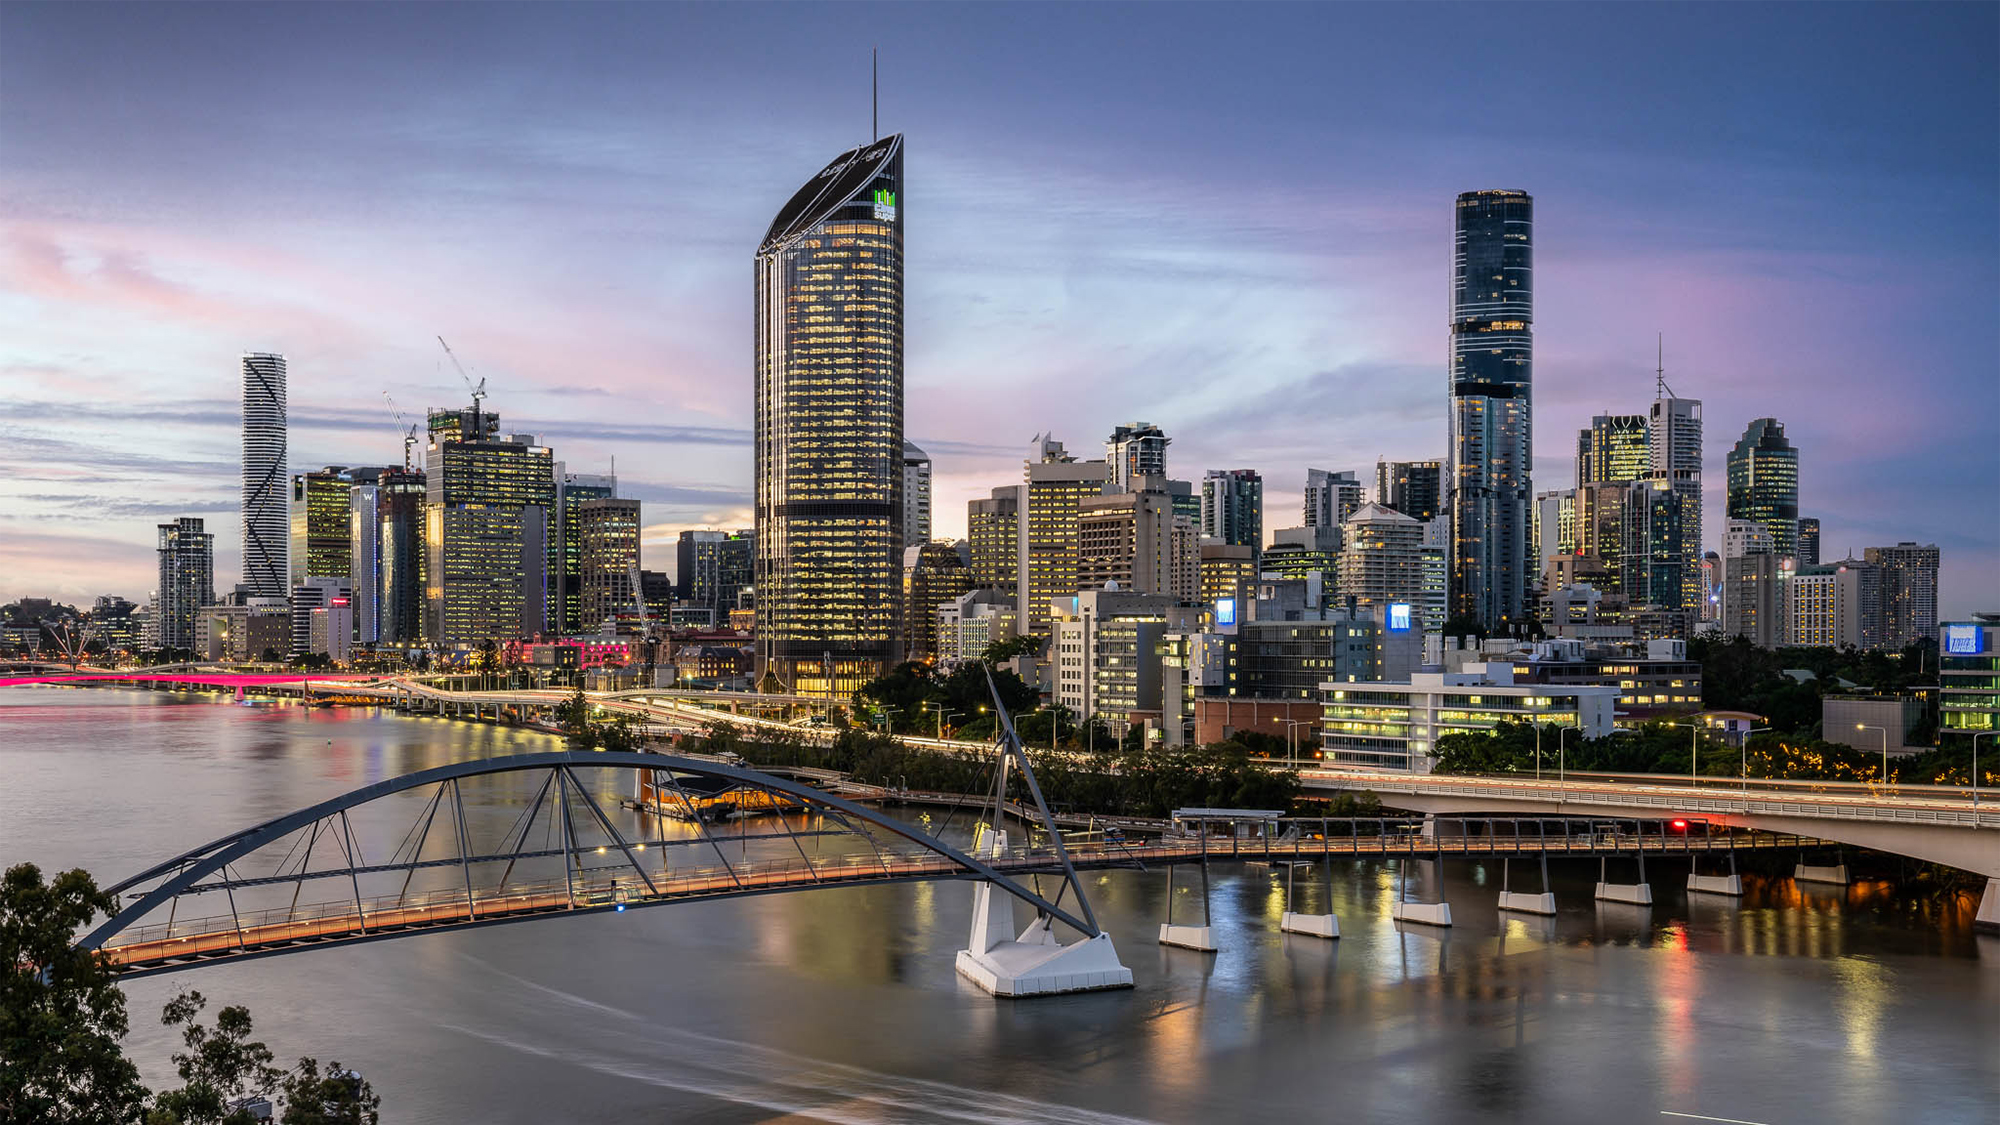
[1301,767,2000,929]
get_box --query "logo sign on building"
[1387,603,1413,632]
[1944,623,1985,655]
[1214,597,1237,630]
[872,187,897,222]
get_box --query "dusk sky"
[2,2,1994,617]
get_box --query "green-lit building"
[1727,418,1799,558]
[291,467,354,587]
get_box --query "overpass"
[1301,767,2000,929]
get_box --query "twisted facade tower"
[240,352,289,598]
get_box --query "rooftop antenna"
[1655,332,1677,400]
[872,47,878,141]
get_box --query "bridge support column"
[1977,878,2000,935]
[1390,856,1453,927]
[1795,864,1850,886]
[1497,854,1557,915]
[1594,852,1654,906]
[1689,840,1743,896]
[955,830,1133,997]
[1279,845,1339,939]
[1159,831,1218,950]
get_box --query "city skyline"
[2,4,1994,617]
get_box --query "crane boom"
[382,392,419,471]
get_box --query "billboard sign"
[1387,603,1414,632]
[1944,623,1985,655]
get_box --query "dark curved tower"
[754,135,904,698]
[240,352,288,598]
[1447,190,1533,630]
[1727,417,1799,557]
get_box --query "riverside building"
[753,134,905,697]
[240,353,289,599]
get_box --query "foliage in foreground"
[1,864,380,1125]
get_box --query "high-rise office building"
[555,471,617,635]
[1375,460,1442,523]
[902,441,932,548]
[1018,436,1107,636]
[291,467,353,587]
[422,407,555,647]
[156,517,215,651]
[1202,469,1264,557]
[1796,517,1821,567]
[1647,387,1703,614]
[1865,542,1939,649]
[348,470,381,644]
[240,353,288,598]
[1533,488,1577,578]
[1447,189,1534,630]
[754,134,904,698]
[678,530,727,610]
[1727,418,1798,558]
[716,531,753,616]
[902,541,974,663]
[1078,479,1197,601]
[375,468,426,645]
[1303,468,1364,538]
[1106,423,1170,493]
[1577,415,1651,489]
[967,487,1020,597]
[576,497,642,632]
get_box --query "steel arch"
[81,750,1096,957]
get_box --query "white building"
[1320,664,1619,772]
[902,440,932,548]
[1050,589,1202,732]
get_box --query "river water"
[2,687,1994,1124]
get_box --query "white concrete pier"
[1157,923,1218,951]
[1279,912,1340,938]
[1594,882,1654,905]
[1795,863,1850,885]
[1687,873,1744,896]
[1977,877,2000,935]
[955,831,1133,997]
[1497,891,1557,915]
[1392,901,1453,926]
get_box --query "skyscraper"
[1375,459,1442,523]
[1865,542,1939,649]
[375,468,425,645]
[902,440,932,548]
[967,487,1020,597]
[422,407,555,647]
[1337,503,1426,619]
[1447,190,1533,630]
[1647,369,1703,618]
[1106,423,1170,493]
[1573,413,1649,596]
[1576,414,1651,488]
[1018,436,1107,636]
[348,470,381,645]
[156,517,215,651]
[1303,469,1364,534]
[1797,517,1821,567]
[290,467,353,587]
[576,497,642,632]
[1727,418,1798,558]
[555,470,617,635]
[240,353,288,598]
[1201,469,1264,557]
[754,134,904,697]
[901,541,974,663]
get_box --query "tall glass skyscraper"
[1727,417,1798,558]
[1447,190,1533,629]
[754,134,904,698]
[240,353,288,598]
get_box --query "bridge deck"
[101,829,1809,975]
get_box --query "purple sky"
[2,2,1994,617]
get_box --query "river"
[2,686,1994,1124]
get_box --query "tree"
[144,991,279,1125]
[1,864,146,1124]
[276,1059,378,1125]
[980,635,1044,665]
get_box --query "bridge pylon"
[952,668,1132,997]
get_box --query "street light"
[1969,731,1995,810]
[1739,725,1774,791]
[1555,724,1580,796]
[1273,717,1311,769]
[1857,723,1890,784]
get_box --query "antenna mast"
[1654,332,1677,399]
[872,47,878,141]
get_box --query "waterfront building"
[1322,664,1617,772]
[422,407,555,647]
[555,471,617,635]
[347,471,382,644]
[198,602,290,663]
[902,441,932,548]
[240,352,289,599]
[1106,423,1170,494]
[901,541,975,663]
[1336,503,1426,620]
[375,469,426,645]
[967,487,1020,598]
[1376,460,1442,523]
[1202,469,1265,560]
[308,597,354,665]
[1457,636,1702,723]
[1018,436,1108,636]
[1447,189,1534,631]
[156,517,215,651]
[290,467,352,588]
[290,576,350,658]
[576,498,642,633]
[753,134,905,698]
[1797,517,1821,567]
[1940,615,2000,746]
[1303,469,1364,537]
[1727,418,1799,558]
[1866,542,1940,649]
[1077,479,1198,600]
[1050,589,1202,734]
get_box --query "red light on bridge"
[1671,819,1688,831]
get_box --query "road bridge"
[1301,767,2000,929]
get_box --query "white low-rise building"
[1320,663,1620,772]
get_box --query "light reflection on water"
[1,687,1996,1124]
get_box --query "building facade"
[901,541,974,663]
[1648,391,1704,616]
[1797,517,1821,566]
[1940,616,2000,747]
[1447,189,1534,631]
[1322,665,1618,772]
[1303,468,1364,536]
[576,497,642,633]
[1336,503,1426,619]
[1727,417,1799,558]
[1018,436,1107,636]
[1866,542,1939,649]
[1376,459,1442,523]
[555,471,617,635]
[156,517,215,651]
[291,467,353,588]
[240,353,289,599]
[1106,423,1170,494]
[375,469,426,645]
[967,487,1020,598]
[753,134,905,698]
[1077,481,1197,600]
[902,440,932,548]
[422,410,555,647]
[1202,469,1264,559]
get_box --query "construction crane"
[382,392,419,471]
[626,560,653,639]
[437,336,486,430]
